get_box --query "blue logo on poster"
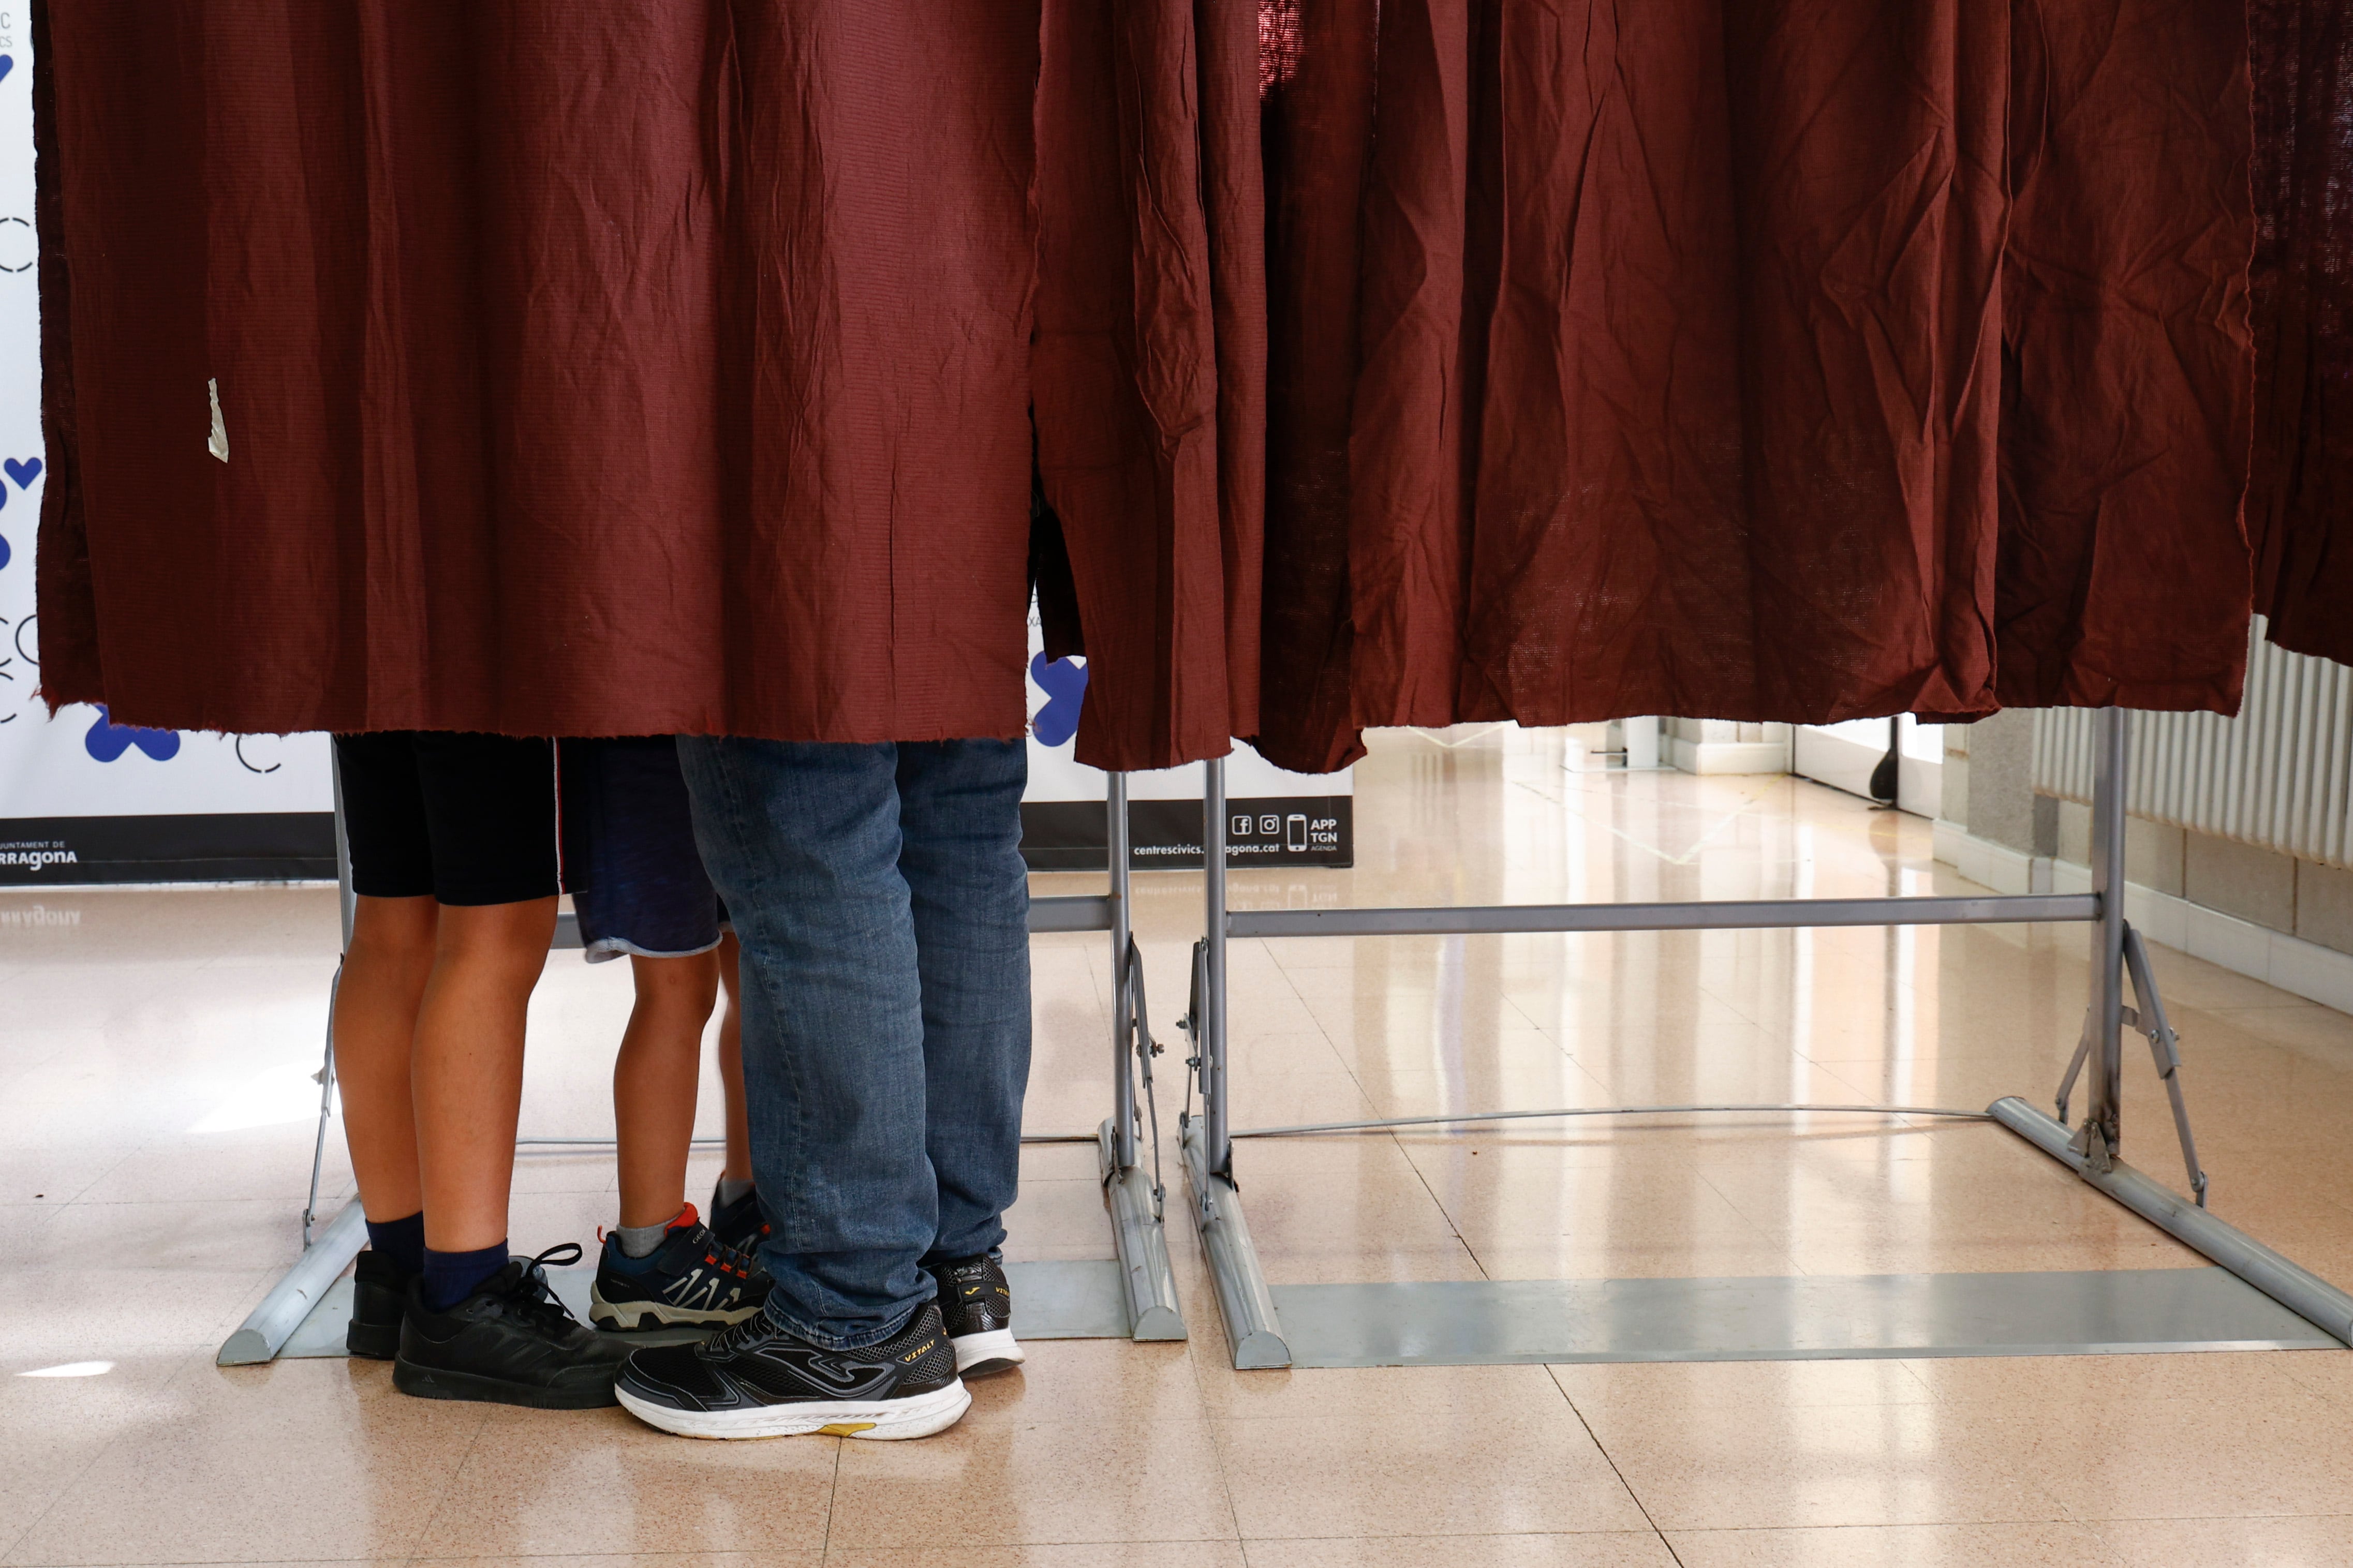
[0,58,15,86]
[1029,653,1088,748]
[0,459,47,571]
[85,707,181,764]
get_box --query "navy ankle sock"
[421,1242,510,1312]
[364,1212,426,1276]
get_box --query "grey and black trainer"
[590,1207,771,1333]
[709,1181,770,1258]
[393,1244,632,1409]
[927,1252,1025,1377]
[615,1302,969,1440]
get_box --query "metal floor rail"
[1178,710,2353,1369]
[220,775,1185,1367]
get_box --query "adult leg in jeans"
[674,737,1029,1345]
[615,737,1022,1440]
[896,741,1032,1267]
[675,738,941,1349]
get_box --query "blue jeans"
[678,737,1031,1350]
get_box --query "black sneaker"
[927,1252,1025,1377]
[393,1244,632,1409]
[590,1207,772,1332]
[616,1302,969,1440]
[346,1249,413,1361]
[709,1181,769,1258]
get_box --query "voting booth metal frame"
[217,775,1185,1366]
[1177,710,2353,1368]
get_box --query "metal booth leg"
[1181,757,1292,1369]
[1098,772,1187,1340]
[2082,704,2131,1172]
[225,779,366,1366]
[1995,707,2353,1340]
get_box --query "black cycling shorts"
[332,731,563,907]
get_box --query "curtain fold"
[1032,0,1259,772]
[1219,0,2255,773]
[37,1,1042,745]
[36,1,2262,773]
[2249,0,2353,668]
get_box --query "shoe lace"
[699,1307,775,1360]
[940,1256,994,1288]
[495,1242,587,1336]
[708,1233,764,1280]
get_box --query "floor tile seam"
[2080,1509,2353,1527]
[1386,1108,1481,1253]
[0,1346,218,1568]
[1540,1364,1690,1567]
[400,1392,505,1559]
[816,1426,845,1558]
[1244,946,1383,1132]
[27,1147,141,1209]
[1643,1504,2087,1537]
[1190,1390,1278,1548]
[1258,941,1349,1068]
[1655,1521,2117,1543]
[1235,1529,1678,1543]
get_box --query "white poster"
[0,24,334,886]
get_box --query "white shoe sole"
[952,1327,1026,1377]
[618,1378,971,1441]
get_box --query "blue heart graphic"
[0,532,9,572]
[1029,653,1089,748]
[84,706,182,764]
[7,457,42,490]
[0,58,16,85]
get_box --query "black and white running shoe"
[346,1249,413,1361]
[393,1244,632,1409]
[590,1206,772,1333]
[616,1302,970,1441]
[709,1181,770,1258]
[927,1252,1025,1377]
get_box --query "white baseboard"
[1933,820,2353,1015]
[1930,819,2054,895]
[1671,738,1793,775]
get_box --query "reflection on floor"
[7,724,2353,1565]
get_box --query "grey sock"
[717,1177,755,1207]
[615,1220,669,1260]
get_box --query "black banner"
[0,813,337,886]
[1020,796,1353,871]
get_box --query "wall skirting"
[1671,738,1794,775]
[1932,819,2353,1016]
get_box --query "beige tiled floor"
[8,725,2353,1565]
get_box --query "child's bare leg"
[614,949,722,1229]
[335,894,438,1223]
[411,897,560,1254]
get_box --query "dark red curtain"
[2250,0,2353,667]
[37,1,2260,775]
[1225,0,2257,774]
[36,2,1043,745]
[1032,0,1264,772]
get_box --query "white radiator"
[2034,620,2353,870]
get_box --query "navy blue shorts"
[559,736,726,962]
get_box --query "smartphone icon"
[1286,814,1309,853]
